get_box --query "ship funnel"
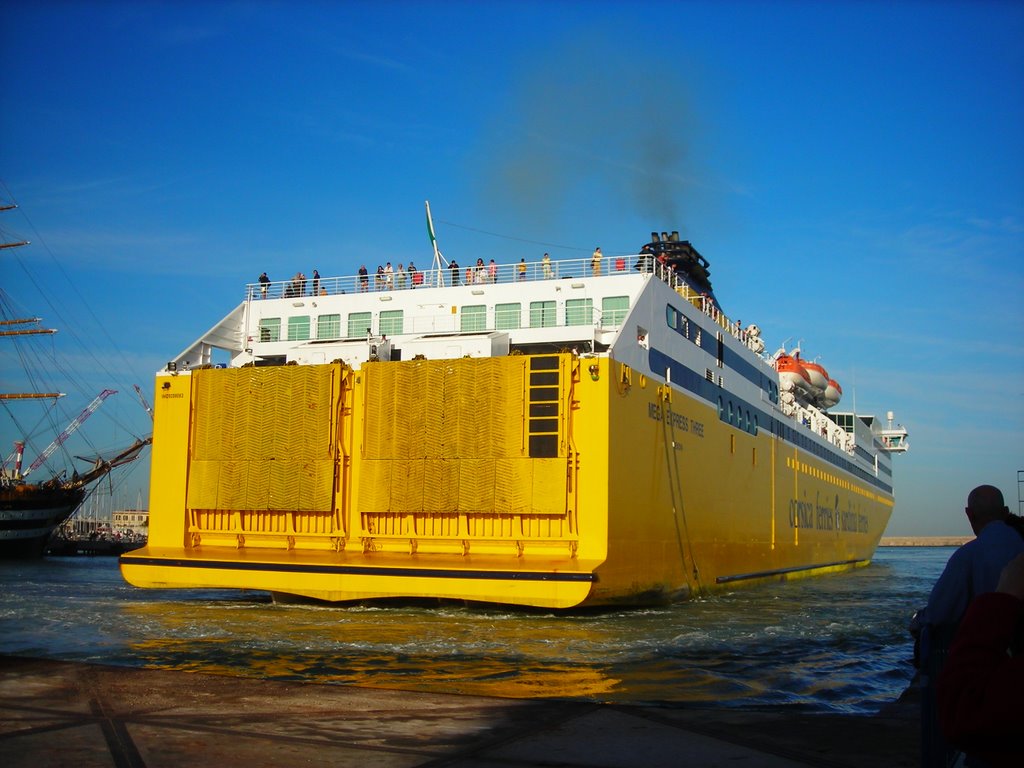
[661,231,669,241]
[651,231,660,242]
[670,231,680,242]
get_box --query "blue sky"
[2,1,1021,536]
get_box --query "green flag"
[425,202,436,244]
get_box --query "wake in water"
[0,547,948,714]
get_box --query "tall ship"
[121,215,908,608]
[1,203,150,558]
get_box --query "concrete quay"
[0,654,920,768]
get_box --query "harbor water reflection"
[0,547,949,714]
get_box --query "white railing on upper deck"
[245,254,649,301]
[245,254,770,354]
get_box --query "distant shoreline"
[879,536,971,547]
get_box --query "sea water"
[0,547,949,714]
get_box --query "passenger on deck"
[591,247,602,276]
[518,258,527,280]
[358,265,369,292]
[488,259,498,283]
[542,252,553,279]
[258,271,270,299]
[449,259,459,286]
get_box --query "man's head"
[965,484,1009,535]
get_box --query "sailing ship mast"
[1,208,63,401]
[1,195,152,556]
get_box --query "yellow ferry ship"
[120,226,908,608]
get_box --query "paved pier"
[0,655,919,767]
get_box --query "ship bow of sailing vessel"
[121,226,909,608]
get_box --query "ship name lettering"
[647,403,699,435]
[161,393,185,399]
[788,498,815,529]
[816,507,834,530]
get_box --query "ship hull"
[0,485,85,558]
[121,356,892,608]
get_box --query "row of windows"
[719,396,759,436]
[257,296,631,342]
[665,304,701,346]
[666,301,780,406]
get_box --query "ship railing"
[244,253,655,301]
[244,255,754,339]
[788,401,856,456]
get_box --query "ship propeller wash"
[121,216,908,608]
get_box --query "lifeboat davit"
[776,354,813,396]
[801,361,829,399]
[822,379,843,408]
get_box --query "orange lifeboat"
[801,361,829,399]
[776,353,813,396]
[822,379,843,408]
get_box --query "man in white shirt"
[922,485,1024,630]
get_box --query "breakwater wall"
[879,536,971,547]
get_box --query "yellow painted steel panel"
[532,459,568,515]
[188,366,337,513]
[421,458,460,513]
[358,460,393,513]
[457,458,495,513]
[494,458,532,516]
[389,459,425,513]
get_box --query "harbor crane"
[133,384,154,421]
[22,389,117,479]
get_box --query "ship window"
[530,372,559,386]
[347,311,372,338]
[728,400,734,425]
[718,395,724,420]
[716,332,724,368]
[460,304,487,332]
[665,305,679,330]
[529,300,556,328]
[495,302,521,330]
[288,316,310,341]
[317,314,341,340]
[566,298,593,326]
[529,434,558,458]
[380,309,404,336]
[258,317,281,342]
[532,386,559,401]
[602,296,629,326]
